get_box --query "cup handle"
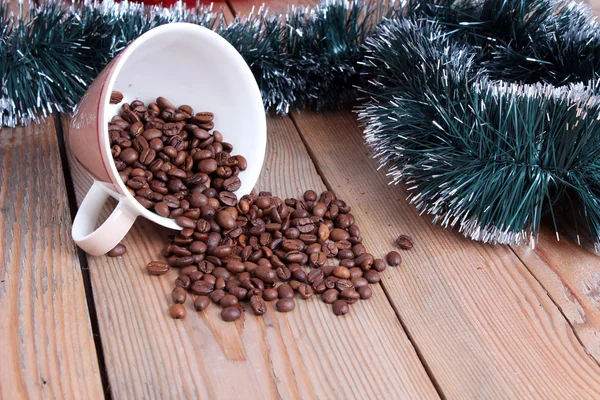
[72,181,138,256]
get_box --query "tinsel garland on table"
[3,0,600,248]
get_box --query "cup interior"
[102,23,266,229]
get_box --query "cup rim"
[98,23,267,230]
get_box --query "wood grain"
[291,109,600,399]
[512,227,600,363]
[0,119,103,399]
[64,114,438,399]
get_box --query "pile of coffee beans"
[108,93,247,219]
[108,93,413,322]
[151,189,398,321]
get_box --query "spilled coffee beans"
[111,96,414,322]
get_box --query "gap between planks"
[286,113,447,399]
[54,115,113,399]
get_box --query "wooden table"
[3,1,600,398]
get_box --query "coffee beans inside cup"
[109,93,412,322]
[108,94,247,220]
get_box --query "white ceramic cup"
[69,23,266,256]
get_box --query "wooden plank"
[291,109,600,398]
[512,228,600,362]
[64,114,439,399]
[0,119,104,399]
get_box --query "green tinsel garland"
[3,0,600,248]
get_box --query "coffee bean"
[348,224,360,237]
[119,148,138,165]
[330,228,350,242]
[218,191,238,207]
[139,148,156,165]
[275,298,295,313]
[277,284,294,299]
[309,252,327,267]
[304,243,322,255]
[169,304,186,319]
[164,195,181,208]
[292,268,307,282]
[220,294,239,308]
[231,286,248,300]
[190,241,208,254]
[216,210,236,229]
[356,253,374,270]
[307,269,324,284]
[250,295,267,315]
[396,235,414,250]
[212,267,231,280]
[386,251,402,266]
[212,245,233,258]
[195,111,214,123]
[332,300,349,316]
[179,264,197,275]
[110,91,124,104]
[358,285,372,299]
[352,244,367,257]
[276,266,292,281]
[288,280,302,291]
[263,288,278,301]
[154,202,170,217]
[254,265,276,284]
[221,306,242,321]
[198,158,218,173]
[175,216,196,229]
[373,258,387,272]
[285,251,304,264]
[107,243,127,257]
[322,242,338,258]
[172,287,187,304]
[348,267,363,279]
[340,289,360,304]
[303,190,318,202]
[215,277,226,291]
[222,176,241,192]
[336,214,354,229]
[297,284,314,299]
[225,260,245,274]
[171,256,195,267]
[312,279,326,294]
[209,289,226,304]
[189,271,204,281]
[157,96,176,110]
[282,239,305,252]
[364,270,381,284]
[174,273,192,289]
[321,265,335,277]
[322,289,339,304]
[194,296,210,311]
[352,277,368,289]
[337,249,354,260]
[147,260,170,275]
[190,280,213,295]
[284,227,300,239]
[333,266,350,279]
[335,279,354,292]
